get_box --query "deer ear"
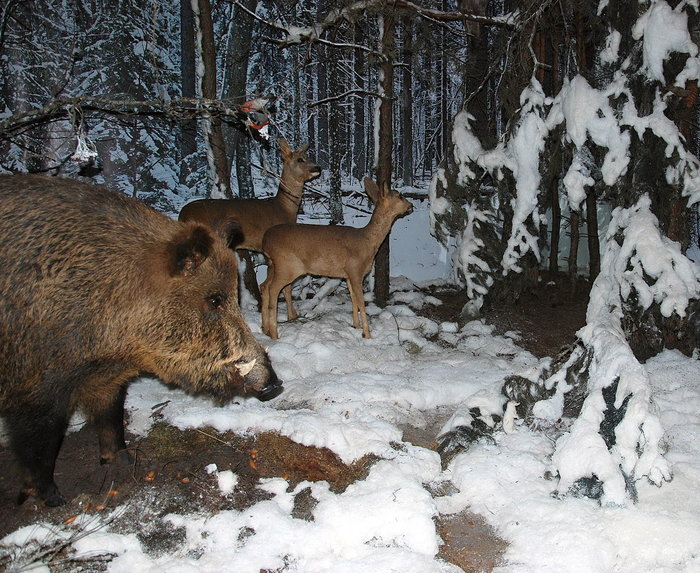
[298,142,310,153]
[168,225,213,276]
[363,177,381,204]
[278,137,291,156]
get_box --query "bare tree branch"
[0,95,272,140]
[231,0,517,50]
[309,89,380,107]
[0,0,23,49]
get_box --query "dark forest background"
[1,0,699,315]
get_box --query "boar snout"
[257,377,284,401]
[238,354,283,401]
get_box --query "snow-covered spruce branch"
[0,95,269,140]
[432,61,700,291]
[438,196,699,505]
[546,196,698,504]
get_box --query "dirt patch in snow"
[0,277,588,571]
[423,272,589,358]
[0,425,376,570]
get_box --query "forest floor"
[0,273,589,572]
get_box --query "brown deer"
[179,138,321,309]
[260,177,412,339]
[178,138,321,250]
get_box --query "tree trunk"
[222,0,257,199]
[196,0,232,199]
[568,210,580,295]
[586,189,600,281]
[314,1,329,169]
[439,0,449,163]
[328,53,344,224]
[374,13,395,308]
[292,31,303,146]
[180,0,197,171]
[400,17,414,187]
[549,178,561,274]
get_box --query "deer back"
[262,178,412,280]
[179,138,320,253]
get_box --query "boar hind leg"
[6,405,69,507]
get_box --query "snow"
[430,0,700,293]
[501,82,549,272]
[2,195,699,571]
[633,0,699,85]
[3,1,700,570]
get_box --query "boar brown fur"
[0,174,282,507]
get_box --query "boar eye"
[206,293,226,310]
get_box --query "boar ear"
[169,225,214,276]
[220,218,245,250]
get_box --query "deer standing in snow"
[260,177,412,339]
[179,138,321,307]
[179,138,321,250]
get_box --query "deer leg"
[261,272,283,339]
[268,282,282,339]
[348,278,371,338]
[283,285,298,321]
[346,279,362,329]
[260,273,272,337]
[239,250,262,309]
[268,273,299,339]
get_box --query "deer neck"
[274,175,304,216]
[362,207,397,246]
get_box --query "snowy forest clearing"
[1,284,699,571]
[1,266,699,571]
[2,0,700,570]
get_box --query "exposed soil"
[423,272,590,359]
[0,276,588,572]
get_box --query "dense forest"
[0,0,471,212]
[1,1,698,281]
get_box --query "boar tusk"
[237,359,257,377]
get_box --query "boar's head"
[133,221,282,403]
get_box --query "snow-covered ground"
[2,194,700,572]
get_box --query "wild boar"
[0,174,282,506]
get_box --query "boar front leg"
[7,399,70,507]
[93,383,131,465]
[74,365,136,466]
[75,371,133,466]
